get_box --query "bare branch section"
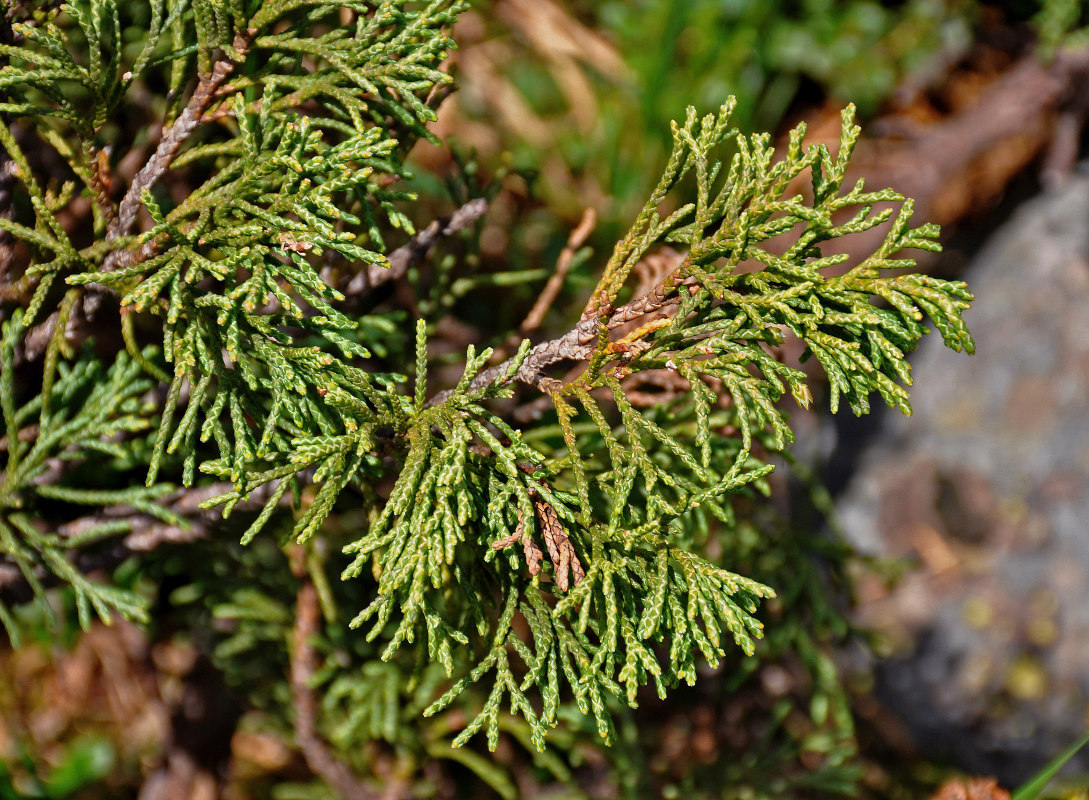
[0,481,290,605]
[343,197,488,296]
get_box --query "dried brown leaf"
[534,497,584,592]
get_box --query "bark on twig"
[428,258,691,407]
[86,143,120,231]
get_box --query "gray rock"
[837,166,1089,783]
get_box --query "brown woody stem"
[289,548,379,800]
[102,33,253,272]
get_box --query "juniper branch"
[1,0,976,763]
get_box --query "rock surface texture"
[838,166,1089,783]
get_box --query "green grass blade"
[1012,730,1089,800]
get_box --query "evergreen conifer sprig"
[0,310,170,639]
[0,0,974,759]
[320,100,972,748]
[0,0,463,634]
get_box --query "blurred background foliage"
[408,0,1089,338]
[437,0,975,217]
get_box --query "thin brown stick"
[289,549,379,800]
[86,143,120,231]
[518,208,595,335]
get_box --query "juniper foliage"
[0,0,973,786]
